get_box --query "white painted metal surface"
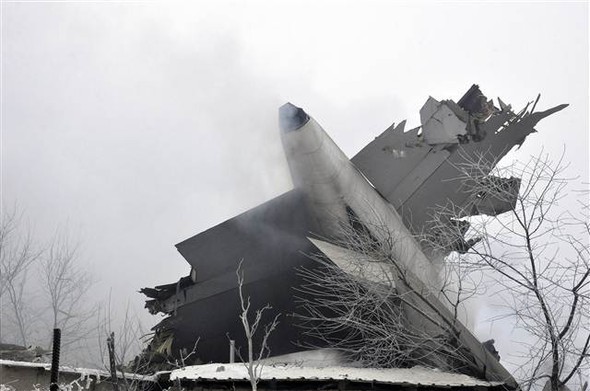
[280,111,442,292]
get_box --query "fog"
[1,0,588,372]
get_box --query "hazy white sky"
[1,0,588,369]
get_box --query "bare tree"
[40,229,97,352]
[1,208,127,369]
[425,150,589,391]
[1,210,98,362]
[295,153,590,389]
[0,208,36,295]
[233,260,280,391]
[3,269,35,347]
[0,207,42,346]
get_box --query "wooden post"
[49,328,61,391]
[107,332,119,391]
[229,340,235,363]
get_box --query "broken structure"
[141,85,566,385]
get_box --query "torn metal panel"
[141,275,195,300]
[352,85,567,237]
[428,219,481,255]
[141,274,196,314]
[457,84,497,121]
[468,176,521,217]
[420,97,468,145]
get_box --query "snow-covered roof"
[170,363,505,388]
[0,359,157,382]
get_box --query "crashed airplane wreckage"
[141,85,566,385]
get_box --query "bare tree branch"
[233,259,280,391]
[427,151,589,391]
